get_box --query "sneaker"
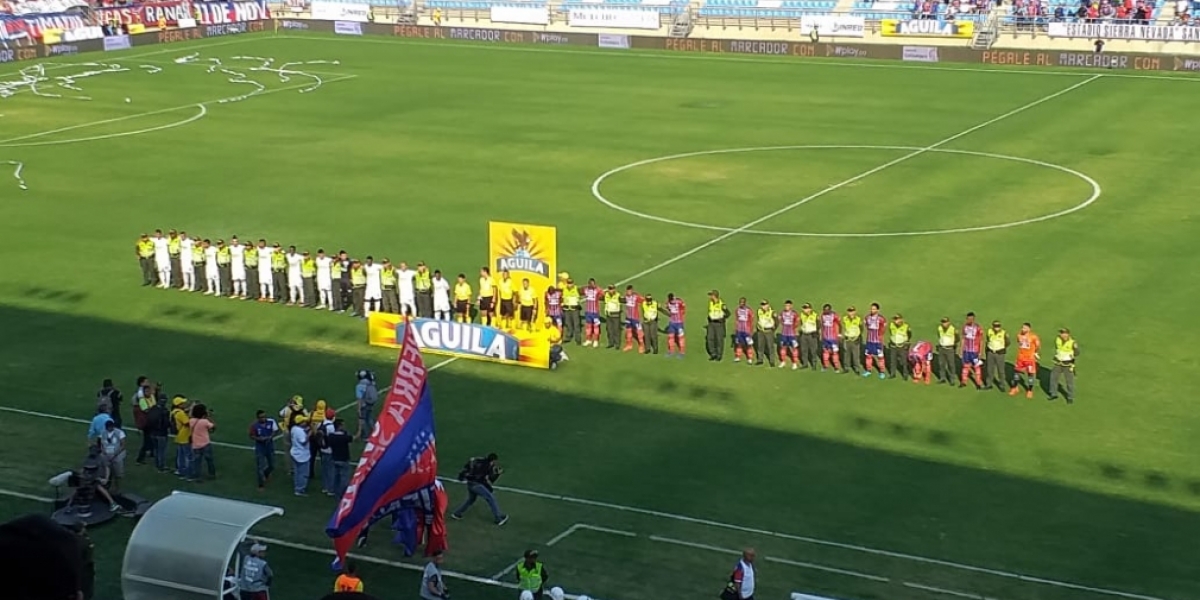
[110,503,121,513]
[733,357,740,363]
[496,515,509,526]
[792,364,798,370]
[294,492,307,497]
[879,373,887,379]
[1025,390,1034,400]
[861,371,870,377]
[778,363,786,369]
[450,513,462,520]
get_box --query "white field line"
[0,35,271,80]
[649,535,889,583]
[495,522,637,580]
[333,356,459,414]
[0,73,357,147]
[904,581,998,600]
[275,34,1200,84]
[0,397,1172,600]
[0,104,208,149]
[611,73,1103,286]
[546,523,584,547]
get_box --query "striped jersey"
[961,323,983,354]
[866,314,887,344]
[583,286,601,314]
[910,340,933,358]
[624,292,643,320]
[779,309,798,336]
[545,290,563,317]
[735,306,754,334]
[668,298,686,324]
[820,311,841,340]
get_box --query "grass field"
[1,30,1199,600]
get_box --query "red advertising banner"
[97,1,193,26]
[193,1,271,26]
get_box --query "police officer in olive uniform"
[350,260,366,318]
[984,320,1009,390]
[562,278,582,345]
[887,314,912,380]
[414,262,433,318]
[1048,328,1079,404]
[331,255,345,312]
[381,259,399,314]
[301,251,318,308]
[602,285,622,349]
[215,240,232,296]
[705,290,730,361]
[642,293,660,354]
[755,300,777,367]
[244,242,259,301]
[935,317,958,385]
[167,229,181,288]
[136,234,156,286]
[271,243,288,305]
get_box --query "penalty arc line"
[611,73,1104,286]
[0,403,1173,600]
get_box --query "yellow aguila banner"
[488,221,557,295]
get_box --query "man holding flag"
[326,316,441,567]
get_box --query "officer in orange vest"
[334,561,364,593]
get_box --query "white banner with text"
[799,14,865,38]
[311,1,370,22]
[490,5,549,25]
[568,8,660,30]
[1047,22,1200,41]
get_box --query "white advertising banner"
[568,8,660,30]
[902,45,939,62]
[311,1,370,22]
[491,5,549,25]
[799,14,865,37]
[1047,22,1200,41]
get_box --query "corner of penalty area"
[121,491,284,600]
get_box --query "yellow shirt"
[519,288,535,307]
[454,282,472,301]
[479,276,495,298]
[498,279,514,300]
[172,408,191,444]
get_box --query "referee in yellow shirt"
[518,278,538,332]
[497,270,516,329]
[478,267,496,327]
[453,274,472,323]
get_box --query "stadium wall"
[6,19,1200,74]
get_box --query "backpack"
[96,389,113,415]
[168,409,180,436]
[314,421,333,451]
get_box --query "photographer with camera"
[450,453,508,526]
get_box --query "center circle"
[590,145,1101,238]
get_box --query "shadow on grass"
[0,305,1196,600]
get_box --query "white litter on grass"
[0,62,131,102]
[6,161,27,190]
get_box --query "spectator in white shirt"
[99,420,126,497]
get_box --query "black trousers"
[136,428,155,461]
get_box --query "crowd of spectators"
[1007,0,1163,24]
[912,0,995,18]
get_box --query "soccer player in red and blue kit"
[960,312,984,388]
[820,303,842,373]
[778,300,800,370]
[733,297,755,364]
[623,285,645,353]
[665,293,686,358]
[582,278,602,348]
[545,286,564,329]
[864,303,888,379]
[909,339,934,385]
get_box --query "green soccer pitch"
[0,31,1198,600]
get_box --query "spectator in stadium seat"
[0,514,85,600]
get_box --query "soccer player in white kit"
[179,232,195,292]
[203,239,220,295]
[363,256,383,316]
[285,246,304,305]
[229,236,246,299]
[432,269,451,321]
[315,249,334,310]
[396,261,417,317]
[256,240,274,301]
[152,229,171,289]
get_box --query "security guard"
[350,260,367,318]
[561,278,581,345]
[244,242,259,301]
[705,290,729,361]
[887,314,912,380]
[381,259,399,314]
[935,317,958,385]
[798,303,820,370]
[1048,328,1079,404]
[271,243,288,305]
[167,229,181,288]
[755,300,778,367]
[190,237,206,292]
[215,240,232,297]
[642,293,660,354]
[984,320,1009,390]
[414,262,433,318]
[514,549,549,600]
[842,306,864,376]
[330,255,345,312]
[602,285,622,349]
[136,234,156,286]
[301,251,317,308]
